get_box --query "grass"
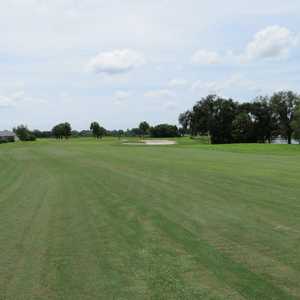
[0,138,300,299]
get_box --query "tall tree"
[190,95,237,144]
[63,123,72,139]
[178,111,191,135]
[90,122,101,139]
[99,126,106,139]
[208,97,237,144]
[250,97,277,143]
[292,106,300,143]
[52,122,72,139]
[139,121,150,138]
[117,130,124,140]
[179,91,300,145]
[190,95,215,137]
[232,112,254,143]
[270,91,300,144]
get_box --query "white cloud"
[191,49,221,65]
[0,91,25,107]
[87,49,145,75]
[144,89,176,98]
[0,96,15,108]
[242,26,298,62]
[192,74,261,95]
[224,75,262,93]
[168,78,188,88]
[0,90,46,108]
[1,1,300,129]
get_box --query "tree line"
[11,121,180,141]
[127,122,180,138]
[9,90,300,144]
[179,91,300,144]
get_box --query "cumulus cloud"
[242,26,298,62]
[167,78,188,88]
[87,49,145,75]
[191,49,221,65]
[144,89,176,98]
[191,26,299,66]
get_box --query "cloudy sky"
[1,0,300,130]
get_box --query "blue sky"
[1,0,300,130]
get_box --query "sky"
[0,0,300,131]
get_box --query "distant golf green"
[0,138,299,299]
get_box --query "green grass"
[0,138,300,299]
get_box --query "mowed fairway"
[0,138,300,300]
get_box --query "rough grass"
[0,138,300,299]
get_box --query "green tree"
[90,122,101,138]
[117,130,124,140]
[64,123,72,139]
[13,125,36,141]
[189,95,215,137]
[250,97,277,143]
[99,126,106,139]
[178,111,191,135]
[190,95,237,144]
[270,91,300,144]
[180,91,300,144]
[292,106,300,143]
[150,124,179,137]
[232,112,254,143]
[52,124,63,139]
[139,121,150,138]
[90,122,106,139]
[208,97,237,144]
[52,122,72,139]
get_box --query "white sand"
[123,139,176,145]
[144,140,176,145]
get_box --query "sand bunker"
[123,139,176,146]
[144,140,176,145]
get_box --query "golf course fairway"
[0,138,299,299]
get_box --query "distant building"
[0,131,17,142]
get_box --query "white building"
[0,131,17,142]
